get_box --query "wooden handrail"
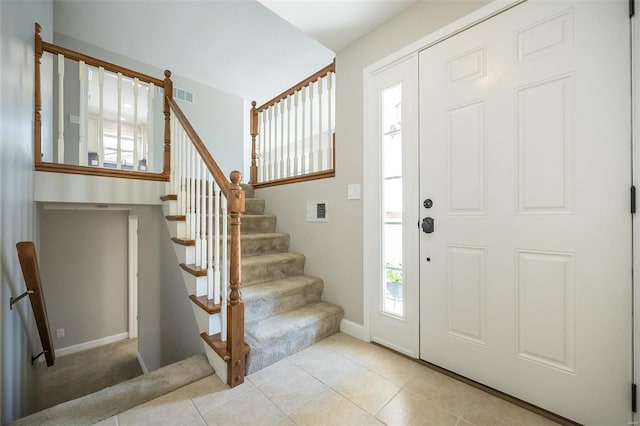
[255,60,335,112]
[15,242,55,367]
[167,97,235,198]
[249,60,336,185]
[168,95,247,386]
[33,23,170,181]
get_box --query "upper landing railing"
[249,61,335,187]
[34,23,171,181]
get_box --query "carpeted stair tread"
[242,252,305,286]
[243,275,323,322]
[245,302,344,374]
[241,232,290,256]
[10,354,213,426]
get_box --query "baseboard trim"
[56,332,129,357]
[136,352,149,374]
[340,319,367,341]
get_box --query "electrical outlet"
[56,328,65,338]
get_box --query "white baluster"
[273,103,279,180]
[57,53,64,164]
[147,83,155,171]
[117,72,123,169]
[294,91,300,175]
[133,78,139,171]
[185,140,192,239]
[286,96,292,177]
[279,101,285,178]
[221,195,228,341]
[200,161,207,268]
[189,143,196,241]
[309,81,315,173]
[78,60,88,166]
[181,129,187,216]
[98,67,105,167]
[260,111,266,182]
[195,158,201,266]
[213,184,221,304]
[209,178,217,303]
[301,87,307,173]
[267,107,273,180]
[327,72,333,169]
[317,76,324,170]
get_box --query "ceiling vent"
[173,87,194,104]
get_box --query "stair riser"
[176,215,276,237]
[243,257,305,286]
[181,271,208,297]
[245,309,343,374]
[173,241,196,266]
[203,345,228,385]
[191,305,221,336]
[245,282,323,323]
[243,234,289,257]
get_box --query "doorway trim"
[362,0,525,347]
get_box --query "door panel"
[419,1,631,424]
[367,56,419,357]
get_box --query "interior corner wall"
[50,32,245,178]
[254,1,489,327]
[0,1,53,423]
[133,206,203,372]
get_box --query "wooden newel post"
[163,70,173,179]
[34,23,43,166]
[249,101,258,184]
[227,170,246,387]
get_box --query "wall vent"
[306,201,328,222]
[173,87,194,104]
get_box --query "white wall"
[255,1,489,327]
[0,1,53,423]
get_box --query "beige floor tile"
[376,388,458,426]
[257,364,327,414]
[117,392,200,426]
[182,416,207,426]
[93,416,118,426]
[362,348,422,386]
[289,344,365,386]
[247,358,296,387]
[404,367,482,416]
[456,418,474,426]
[277,417,297,425]
[461,391,559,426]
[202,388,285,426]
[290,390,383,426]
[316,333,386,364]
[186,375,254,416]
[332,368,401,415]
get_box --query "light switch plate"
[347,184,361,200]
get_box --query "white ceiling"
[258,0,417,52]
[53,0,415,105]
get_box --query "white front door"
[365,56,419,357]
[419,1,632,424]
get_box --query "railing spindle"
[98,67,105,167]
[260,111,266,182]
[301,86,307,174]
[180,128,187,216]
[294,92,300,175]
[286,97,292,176]
[327,72,333,169]
[133,78,139,171]
[279,102,285,179]
[317,77,324,171]
[308,82,315,173]
[221,194,228,341]
[268,108,273,181]
[195,158,202,266]
[200,160,207,268]
[57,53,65,164]
[79,61,88,166]
[189,142,196,241]
[211,179,219,304]
[116,72,123,169]
[147,83,155,172]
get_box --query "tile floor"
[95,333,559,426]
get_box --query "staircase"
[162,184,343,379]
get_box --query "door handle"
[421,217,434,234]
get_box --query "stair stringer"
[162,198,226,384]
